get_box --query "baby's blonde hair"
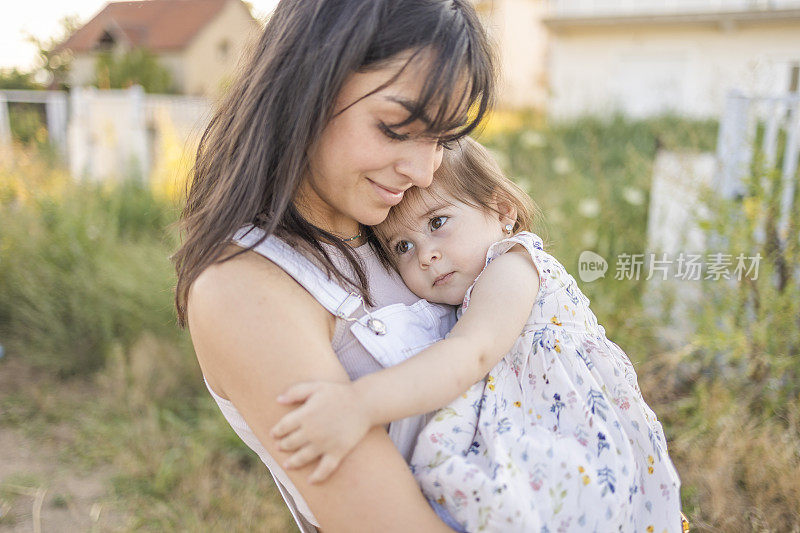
[373,136,543,265]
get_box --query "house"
[481,0,800,118]
[55,0,260,96]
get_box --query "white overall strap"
[232,225,363,319]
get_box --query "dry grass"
[0,336,294,532]
[637,344,800,532]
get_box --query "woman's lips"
[433,271,455,286]
[368,179,405,206]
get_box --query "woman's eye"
[429,216,448,231]
[379,123,409,142]
[394,240,414,255]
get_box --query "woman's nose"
[395,140,444,189]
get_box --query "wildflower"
[577,198,600,218]
[520,130,547,148]
[553,156,572,175]
[622,186,645,206]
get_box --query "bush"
[0,146,180,376]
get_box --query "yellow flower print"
[554,340,561,353]
[513,401,522,407]
[488,384,495,391]
[646,526,654,533]
[437,496,446,505]
[648,466,654,474]
[582,475,590,485]
[578,466,585,473]
[550,316,562,326]
[647,455,654,465]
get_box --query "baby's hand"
[271,381,372,484]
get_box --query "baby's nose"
[419,248,441,267]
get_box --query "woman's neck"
[293,195,364,247]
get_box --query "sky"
[0,0,280,71]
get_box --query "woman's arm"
[188,247,453,533]
[272,247,539,480]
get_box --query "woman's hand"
[271,381,373,484]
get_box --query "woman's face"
[297,53,456,236]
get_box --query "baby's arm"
[271,247,540,481]
[355,247,540,423]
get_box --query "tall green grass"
[0,160,180,376]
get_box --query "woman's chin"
[357,206,393,227]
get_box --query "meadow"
[0,112,797,531]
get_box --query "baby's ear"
[491,192,518,229]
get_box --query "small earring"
[504,224,513,235]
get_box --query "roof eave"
[543,7,800,30]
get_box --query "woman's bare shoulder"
[190,244,306,301]
[187,244,337,396]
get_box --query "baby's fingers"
[276,382,321,404]
[283,444,321,471]
[308,454,342,484]
[277,428,309,453]
[271,410,303,439]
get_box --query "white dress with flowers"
[409,232,682,533]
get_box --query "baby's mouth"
[433,271,455,286]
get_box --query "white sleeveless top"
[203,226,456,531]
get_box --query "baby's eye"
[394,240,414,255]
[429,216,448,231]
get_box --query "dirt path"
[0,359,128,532]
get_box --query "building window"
[97,30,115,50]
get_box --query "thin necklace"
[333,227,361,242]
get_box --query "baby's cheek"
[401,272,429,300]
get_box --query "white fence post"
[128,84,148,181]
[68,86,90,179]
[46,91,69,157]
[0,94,10,149]
[715,90,754,200]
[779,98,800,239]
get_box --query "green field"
[1,114,798,531]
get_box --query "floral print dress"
[410,232,682,533]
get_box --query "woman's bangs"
[412,43,494,141]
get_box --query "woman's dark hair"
[173,0,496,326]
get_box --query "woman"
[172,0,496,531]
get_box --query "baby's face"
[378,190,507,305]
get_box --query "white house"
[56,0,260,97]
[482,0,800,118]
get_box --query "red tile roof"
[56,0,242,53]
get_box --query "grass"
[1,110,798,531]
